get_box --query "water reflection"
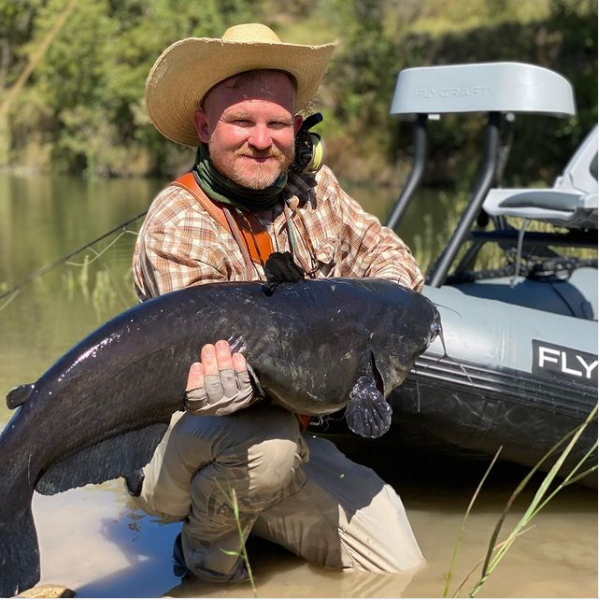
[167,557,419,598]
[33,483,181,598]
[29,449,597,598]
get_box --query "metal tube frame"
[385,114,428,231]
[427,112,502,287]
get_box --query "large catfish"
[0,253,440,596]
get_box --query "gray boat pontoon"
[382,62,597,484]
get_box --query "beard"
[209,144,295,190]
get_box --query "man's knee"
[195,430,306,507]
[211,404,307,494]
[247,435,305,495]
[187,405,307,509]
[158,404,303,474]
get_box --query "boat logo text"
[415,85,492,100]
[532,340,598,384]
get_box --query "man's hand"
[184,340,255,416]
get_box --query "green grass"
[445,405,598,598]
[218,486,259,598]
[405,0,552,36]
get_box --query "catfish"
[0,252,440,596]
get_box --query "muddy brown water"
[0,174,597,597]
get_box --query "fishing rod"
[0,210,148,303]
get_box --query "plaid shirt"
[133,165,423,300]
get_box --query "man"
[133,23,425,584]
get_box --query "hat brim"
[145,38,337,147]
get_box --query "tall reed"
[447,405,597,598]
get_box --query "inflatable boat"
[382,63,597,484]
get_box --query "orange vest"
[172,172,273,268]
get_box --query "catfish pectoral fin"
[345,375,392,439]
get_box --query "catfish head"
[345,296,441,439]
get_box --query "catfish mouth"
[370,350,386,397]
[429,310,443,344]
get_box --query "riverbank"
[1,1,595,186]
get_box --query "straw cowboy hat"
[145,23,337,147]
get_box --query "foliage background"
[0,0,597,188]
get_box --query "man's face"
[193,71,303,190]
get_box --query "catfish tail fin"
[0,495,40,596]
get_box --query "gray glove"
[185,364,261,416]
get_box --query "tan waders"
[135,405,423,582]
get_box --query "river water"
[0,174,596,597]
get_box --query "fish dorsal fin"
[7,383,35,409]
[264,251,305,294]
[346,375,392,439]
